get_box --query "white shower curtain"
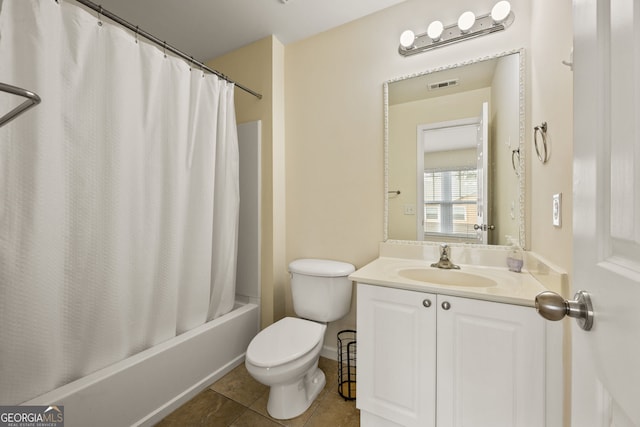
[0,0,239,405]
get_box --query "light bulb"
[427,21,444,41]
[491,1,511,24]
[399,30,415,49]
[457,11,475,33]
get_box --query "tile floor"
[156,357,360,427]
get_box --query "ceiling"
[388,57,499,105]
[92,0,407,62]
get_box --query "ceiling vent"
[428,79,459,91]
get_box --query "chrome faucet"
[430,244,460,270]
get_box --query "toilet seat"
[246,317,325,368]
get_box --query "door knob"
[535,290,594,331]
[473,224,495,231]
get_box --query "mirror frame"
[383,48,526,248]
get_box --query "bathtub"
[25,301,260,427]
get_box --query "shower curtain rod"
[0,82,41,127]
[72,0,263,100]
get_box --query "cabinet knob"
[441,301,451,310]
[422,299,432,308]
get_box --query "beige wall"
[208,0,573,350]
[529,0,573,276]
[529,2,573,426]
[207,36,287,328]
[285,0,537,343]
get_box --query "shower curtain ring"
[200,63,205,78]
[163,41,167,58]
[134,26,139,44]
[97,5,103,26]
[190,56,194,71]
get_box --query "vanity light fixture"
[398,0,514,56]
[399,29,416,49]
[427,20,444,41]
[491,1,511,24]
[457,11,476,33]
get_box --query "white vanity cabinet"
[357,283,546,427]
[357,283,437,427]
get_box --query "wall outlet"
[552,193,562,227]
[403,204,416,215]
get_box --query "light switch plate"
[404,204,416,215]
[552,193,562,227]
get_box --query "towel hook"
[534,122,549,164]
[562,47,574,71]
[511,148,520,176]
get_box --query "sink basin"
[397,268,498,287]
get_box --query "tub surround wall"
[236,121,262,310]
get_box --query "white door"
[475,102,490,244]
[572,0,640,425]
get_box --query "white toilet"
[245,258,355,420]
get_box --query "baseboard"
[321,344,338,361]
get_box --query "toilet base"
[266,365,326,420]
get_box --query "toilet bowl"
[245,259,355,420]
[245,317,327,419]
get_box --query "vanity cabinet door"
[436,295,545,427]
[357,283,436,427]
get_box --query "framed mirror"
[384,49,525,247]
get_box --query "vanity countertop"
[349,256,548,307]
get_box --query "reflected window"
[424,168,477,239]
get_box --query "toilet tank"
[289,259,355,322]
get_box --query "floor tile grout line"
[160,357,358,426]
[227,406,248,427]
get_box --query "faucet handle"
[439,243,450,256]
[431,243,460,269]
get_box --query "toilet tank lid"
[289,259,355,277]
